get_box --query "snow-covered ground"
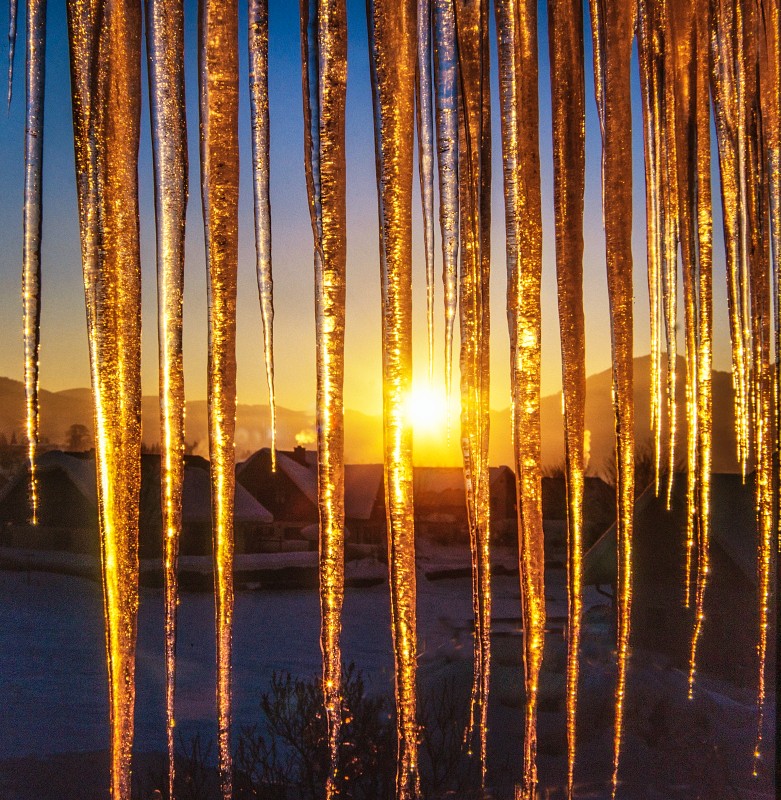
[0,556,775,799]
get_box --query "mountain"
[0,355,741,472]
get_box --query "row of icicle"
[10,0,777,798]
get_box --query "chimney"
[292,445,308,466]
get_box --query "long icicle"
[637,0,664,495]
[249,0,276,470]
[416,0,435,382]
[666,0,700,609]
[300,2,348,796]
[587,0,636,795]
[547,0,586,793]
[759,0,780,563]
[367,1,419,796]
[658,0,679,507]
[7,0,17,106]
[494,3,543,799]
[144,0,188,792]
[687,0,713,697]
[711,0,751,475]
[198,0,239,795]
[745,2,773,769]
[456,0,492,784]
[22,0,46,526]
[67,0,144,794]
[432,0,458,416]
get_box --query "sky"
[0,0,735,419]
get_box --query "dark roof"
[582,472,757,586]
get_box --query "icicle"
[587,0,635,795]
[547,0,585,793]
[758,0,780,574]
[22,0,46,526]
[666,0,699,608]
[249,0,276,471]
[367,2,419,796]
[457,0,492,785]
[198,1,239,796]
[144,0,187,793]
[7,0,17,107]
[711,0,751,475]
[660,20,679,507]
[432,0,458,413]
[744,2,773,769]
[637,0,664,495]
[494,2,542,798]
[67,0,143,796]
[416,0,435,383]
[300,2,348,797]
[687,0,713,698]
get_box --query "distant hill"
[0,355,740,472]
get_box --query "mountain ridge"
[0,356,740,472]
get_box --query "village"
[0,443,768,692]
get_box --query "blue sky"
[0,0,733,417]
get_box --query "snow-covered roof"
[276,452,318,506]
[181,466,273,524]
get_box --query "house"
[0,450,99,554]
[582,472,772,687]
[0,450,274,557]
[238,449,519,547]
[237,448,386,548]
[540,475,616,555]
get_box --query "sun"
[404,383,452,437]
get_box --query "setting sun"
[404,383,452,437]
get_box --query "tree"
[65,423,91,452]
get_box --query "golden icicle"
[67,0,143,795]
[687,0,712,698]
[711,0,751,476]
[666,0,700,610]
[495,0,544,796]
[198,0,240,795]
[456,0,492,785]
[300,1,348,796]
[144,0,188,792]
[744,1,773,768]
[547,0,586,793]
[659,0,679,509]
[587,0,635,795]
[249,0,276,471]
[367,1,420,796]
[22,0,46,527]
[637,0,664,495]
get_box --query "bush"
[138,665,486,800]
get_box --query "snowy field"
[0,559,775,799]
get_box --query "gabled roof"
[582,473,757,586]
[0,450,273,524]
[0,449,98,508]
[275,452,318,505]
[182,466,273,524]
[344,464,384,519]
